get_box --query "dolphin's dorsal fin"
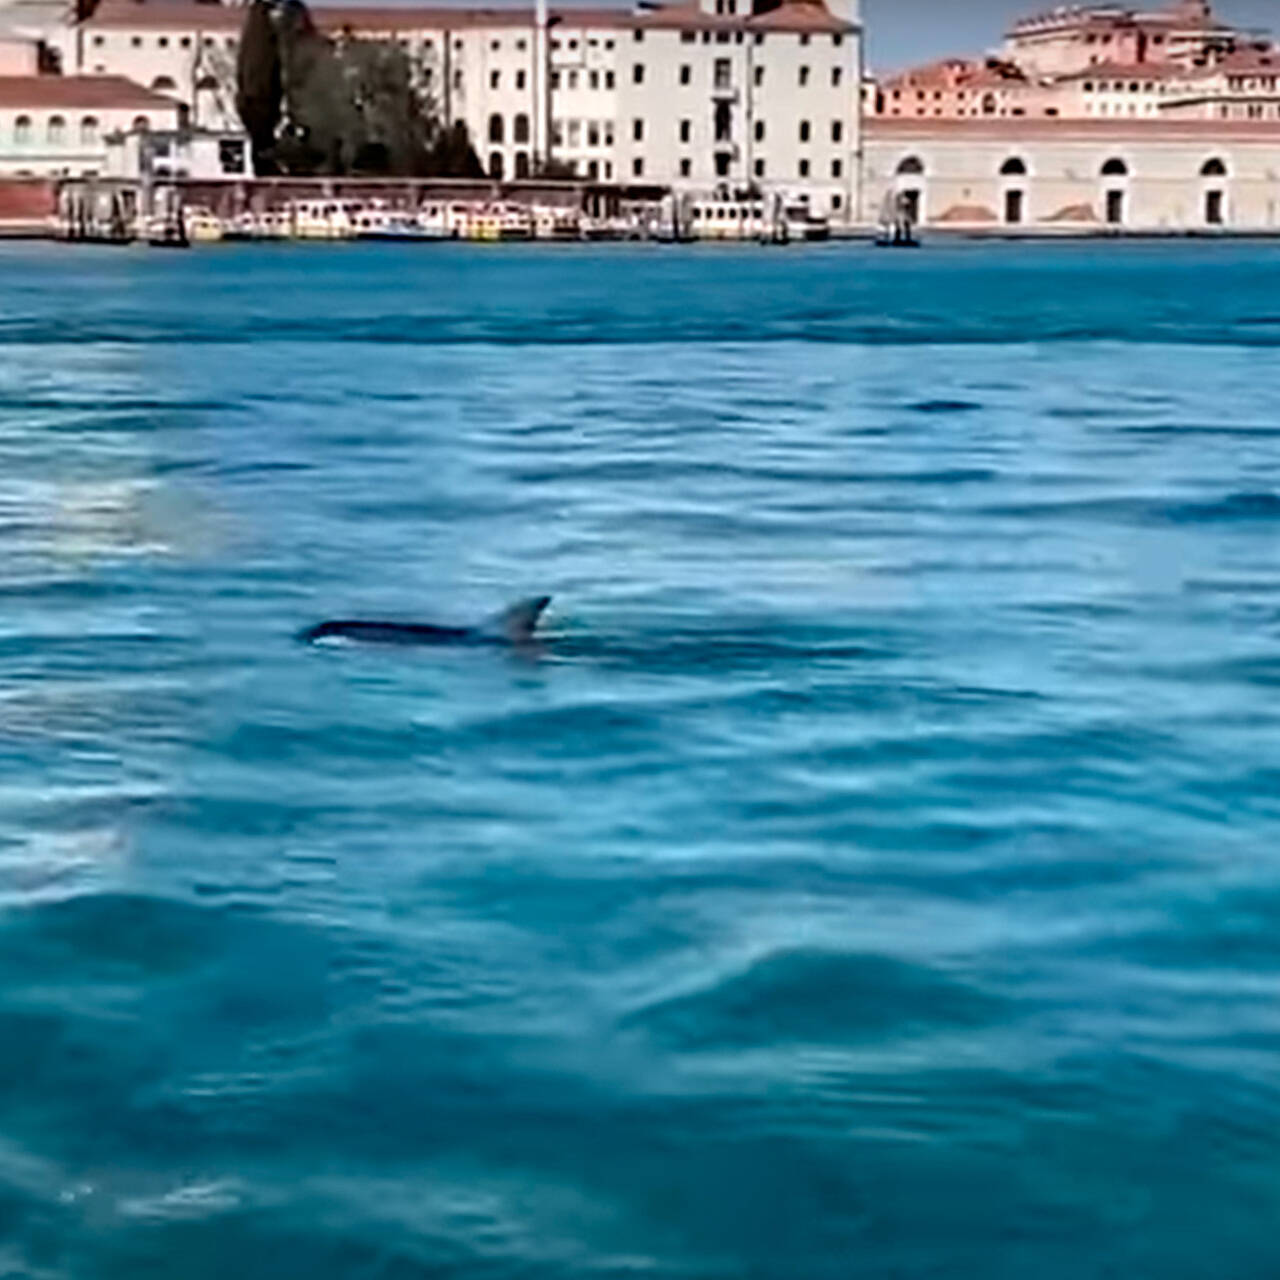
[485,596,552,644]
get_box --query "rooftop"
[0,73,179,107]
[84,0,856,36]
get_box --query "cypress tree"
[236,0,282,174]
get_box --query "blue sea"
[3,240,1280,1278]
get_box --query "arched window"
[80,115,98,146]
[47,115,65,146]
[488,113,503,144]
[981,92,996,114]
[1000,156,1027,176]
[132,115,150,132]
[151,75,177,91]
[513,112,530,144]
[1101,157,1128,176]
[1201,156,1227,177]
[895,154,924,176]
[514,150,530,178]
[488,150,504,179]
[14,115,31,146]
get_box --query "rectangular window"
[490,70,500,89]
[570,70,579,89]
[158,35,168,47]
[833,33,843,45]
[517,38,527,50]
[516,70,526,89]
[491,39,500,50]
[680,119,691,142]
[453,69,463,89]
[680,157,691,176]
[680,64,691,85]
[799,66,809,86]
[831,158,842,178]
[568,119,581,145]
[1105,188,1124,224]
[551,70,561,89]
[681,30,695,43]
[634,29,644,41]
[798,119,810,142]
[831,120,842,142]
[714,152,729,177]
[552,120,564,145]
[604,123,613,144]
[754,157,764,177]
[754,120,764,141]
[633,118,644,141]
[798,158,809,177]
[1005,189,1024,224]
[1205,189,1224,224]
[605,71,614,88]
[755,32,764,44]
[831,67,842,87]
[588,122,599,146]
[754,65,763,86]
[93,33,104,45]
[131,35,141,46]
[633,63,644,83]
[714,57,730,88]
[800,33,810,45]
[590,71,599,89]
[633,156,644,176]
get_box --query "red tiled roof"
[85,0,855,35]
[880,57,1026,91]
[1213,47,1280,73]
[1059,59,1201,80]
[0,74,179,108]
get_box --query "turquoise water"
[3,240,1280,1277]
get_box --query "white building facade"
[64,0,864,219]
[867,117,1280,232]
[0,74,180,175]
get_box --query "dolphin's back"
[299,597,551,648]
[299,620,472,645]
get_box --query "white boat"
[688,196,770,241]
[183,205,224,243]
[289,198,363,240]
[780,198,830,242]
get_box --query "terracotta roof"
[868,114,1280,139]
[881,57,1026,91]
[1059,59,1201,80]
[85,0,855,35]
[0,74,179,108]
[1214,48,1280,73]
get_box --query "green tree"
[424,121,485,179]
[235,0,282,174]
[243,0,488,178]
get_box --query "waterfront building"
[870,0,1278,122]
[0,74,179,175]
[865,115,1280,231]
[54,0,863,220]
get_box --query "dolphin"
[299,596,552,648]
